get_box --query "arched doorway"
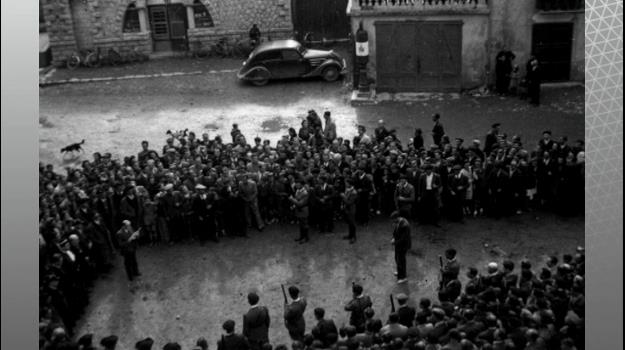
[147,0,188,52]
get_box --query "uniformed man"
[391,211,411,283]
[312,307,338,347]
[431,114,445,146]
[344,283,373,333]
[284,286,307,341]
[341,179,358,244]
[116,220,141,281]
[218,320,250,350]
[289,179,310,244]
[395,293,416,328]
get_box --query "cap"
[396,293,408,302]
[492,123,501,128]
[164,183,174,190]
[542,130,552,135]
[487,262,499,270]
[195,184,207,190]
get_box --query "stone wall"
[43,0,293,66]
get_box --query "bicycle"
[213,37,233,58]
[189,40,213,59]
[66,49,98,69]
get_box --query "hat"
[492,123,501,128]
[432,308,445,317]
[135,337,154,350]
[396,293,408,302]
[78,333,93,347]
[542,130,552,135]
[164,183,174,191]
[487,262,499,271]
[195,184,206,190]
[455,138,464,143]
[100,335,119,348]
[163,343,182,350]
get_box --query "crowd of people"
[39,247,585,350]
[39,109,585,349]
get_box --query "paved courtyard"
[39,58,585,349]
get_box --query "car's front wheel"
[249,69,270,86]
[322,65,340,82]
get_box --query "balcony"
[536,0,584,12]
[347,0,490,16]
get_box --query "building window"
[193,0,214,28]
[123,3,141,33]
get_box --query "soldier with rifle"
[344,283,372,333]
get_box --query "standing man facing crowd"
[289,179,310,244]
[345,283,373,333]
[116,220,141,282]
[391,211,412,284]
[284,286,307,341]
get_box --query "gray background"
[1,0,622,349]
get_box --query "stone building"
[41,0,293,66]
[347,0,585,92]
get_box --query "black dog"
[60,139,85,154]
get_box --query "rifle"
[281,284,288,304]
[390,294,396,313]
[438,255,444,290]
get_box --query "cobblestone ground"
[39,58,585,349]
[75,214,583,349]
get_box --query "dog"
[60,139,85,154]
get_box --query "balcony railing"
[536,0,584,11]
[352,0,489,11]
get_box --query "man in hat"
[193,184,218,243]
[323,111,337,142]
[240,175,265,232]
[391,211,411,283]
[100,335,119,350]
[484,123,501,156]
[243,292,271,350]
[448,165,468,222]
[380,313,408,338]
[431,114,445,146]
[218,319,250,350]
[417,164,442,226]
[394,176,415,219]
[344,283,373,333]
[289,179,310,243]
[284,286,307,341]
[316,175,336,233]
[135,337,155,350]
[341,179,358,243]
[137,140,155,165]
[396,293,416,327]
[116,220,141,281]
[538,130,554,152]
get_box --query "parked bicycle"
[66,49,98,69]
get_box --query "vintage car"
[237,39,347,86]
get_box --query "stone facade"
[347,0,585,91]
[42,0,294,66]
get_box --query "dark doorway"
[291,0,350,40]
[532,23,574,82]
[149,4,188,52]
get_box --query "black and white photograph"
[33,1,591,349]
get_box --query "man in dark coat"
[431,114,445,146]
[193,184,218,243]
[440,248,460,288]
[284,286,307,341]
[344,283,373,333]
[312,307,338,347]
[417,164,442,226]
[119,186,143,229]
[316,176,336,233]
[218,320,250,350]
[484,123,500,156]
[526,56,541,105]
[354,170,373,226]
[394,176,415,219]
[396,293,416,328]
[116,220,141,281]
[341,179,358,243]
[391,211,411,283]
[289,179,310,243]
[243,292,270,350]
[448,165,469,221]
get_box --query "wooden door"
[532,23,573,81]
[149,6,170,41]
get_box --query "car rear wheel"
[322,66,340,82]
